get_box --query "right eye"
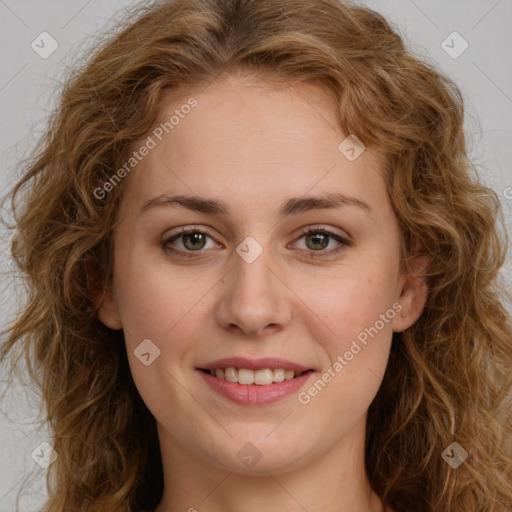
[162,227,221,258]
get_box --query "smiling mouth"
[199,367,314,385]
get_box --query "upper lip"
[198,357,312,373]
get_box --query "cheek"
[299,258,398,395]
[113,252,209,341]
[298,288,395,428]
[114,262,196,417]
[112,256,218,396]
[304,260,398,340]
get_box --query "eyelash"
[162,226,352,259]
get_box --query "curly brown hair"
[1,0,511,511]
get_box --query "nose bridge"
[216,236,292,336]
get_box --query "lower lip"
[197,370,314,405]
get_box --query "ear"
[393,252,429,333]
[88,263,123,330]
[96,286,123,330]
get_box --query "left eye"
[293,228,351,255]
[163,227,351,258]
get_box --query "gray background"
[0,0,511,510]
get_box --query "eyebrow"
[140,192,372,218]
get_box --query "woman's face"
[98,73,427,475]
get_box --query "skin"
[97,72,428,512]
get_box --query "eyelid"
[294,224,351,243]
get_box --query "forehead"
[119,74,388,222]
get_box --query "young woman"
[1,0,511,511]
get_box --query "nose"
[214,244,293,338]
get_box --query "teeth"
[208,367,305,385]
[273,368,285,382]
[254,369,273,385]
[224,367,237,383]
[238,368,255,385]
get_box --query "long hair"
[1,0,511,510]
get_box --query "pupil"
[184,233,206,250]
[307,233,328,250]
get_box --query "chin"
[200,434,313,475]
